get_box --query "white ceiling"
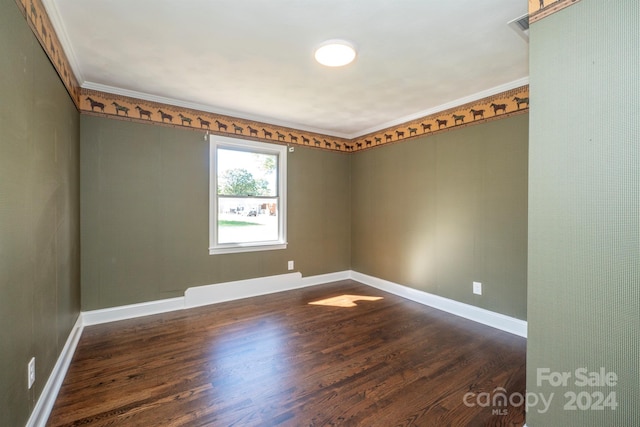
[45,0,529,138]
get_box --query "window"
[209,135,287,254]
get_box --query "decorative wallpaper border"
[529,0,582,24]
[352,86,529,151]
[80,85,528,153]
[80,89,353,151]
[15,0,529,154]
[14,0,80,106]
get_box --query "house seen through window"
[209,136,287,254]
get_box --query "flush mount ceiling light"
[314,40,356,67]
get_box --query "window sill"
[209,242,287,255]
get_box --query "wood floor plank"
[47,280,526,426]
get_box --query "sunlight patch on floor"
[308,295,384,308]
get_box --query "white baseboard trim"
[31,272,337,425]
[26,314,84,427]
[185,272,305,308]
[183,271,351,308]
[32,270,526,426]
[82,296,185,326]
[82,271,342,325]
[300,270,350,287]
[350,271,527,338]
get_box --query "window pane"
[210,136,287,254]
[217,197,279,244]
[217,149,278,197]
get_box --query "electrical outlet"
[28,357,35,389]
[288,260,294,271]
[473,281,482,295]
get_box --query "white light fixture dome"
[314,40,356,67]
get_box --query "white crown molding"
[38,1,528,140]
[349,76,530,138]
[81,82,353,139]
[40,0,85,84]
[82,77,529,141]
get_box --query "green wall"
[0,2,81,426]
[1,0,533,423]
[82,113,528,316]
[351,114,528,320]
[80,115,351,310]
[527,0,639,425]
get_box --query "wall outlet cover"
[28,357,35,389]
[473,281,482,295]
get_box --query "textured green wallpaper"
[352,114,529,320]
[80,115,351,310]
[527,0,639,425]
[0,2,81,426]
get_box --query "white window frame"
[209,135,287,255]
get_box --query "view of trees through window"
[216,148,279,244]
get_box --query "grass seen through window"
[219,220,262,227]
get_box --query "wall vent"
[508,13,529,42]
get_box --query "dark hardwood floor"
[47,280,526,427]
